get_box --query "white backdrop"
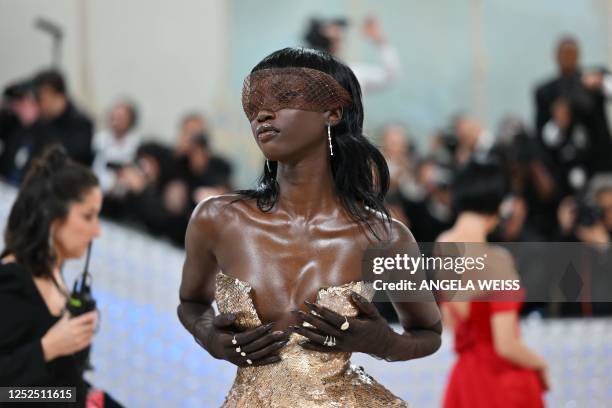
[0,0,229,143]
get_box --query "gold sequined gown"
[215,272,408,408]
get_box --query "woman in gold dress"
[177,47,442,407]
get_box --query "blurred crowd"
[1,22,611,257]
[304,19,612,248]
[0,71,233,247]
[378,36,612,250]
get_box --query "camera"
[575,198,603,228]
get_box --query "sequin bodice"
[214,272,408,407]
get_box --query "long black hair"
[1,145,99,279]
[237,47,391,239]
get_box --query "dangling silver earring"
[48,228,55,256]
[266,159,271,173]
[327,124,334,156]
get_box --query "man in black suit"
[31,69,94,166]
[535,37,612,196]
[0,80,40,184]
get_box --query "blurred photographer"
[31,70,94,166]
[92,99,140,194]
[491,116,557,240]
[378,124,420,224]
[453,115,494,167]
[401,156,455,242]
[303,16,401,93]
[0,79,40,184]
[555,176,612,317]
[534,36,612,185]
[556,181,611,245]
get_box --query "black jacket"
[0,262,87,407]
[535,69,612,174]
[32,102,94,166]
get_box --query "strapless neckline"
[217,271,368,296]
[213,271,407,407]
[214,271,375,328]
[217,271,368,291]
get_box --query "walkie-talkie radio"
[68,242,96,315]
[67,241,97,370]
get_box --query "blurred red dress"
[443,298,545,408]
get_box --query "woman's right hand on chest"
[41,311,98,362]
[195,313,289,367]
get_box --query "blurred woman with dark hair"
[178,47,441,406]
[437,159,548,407]
[0,146,118,407]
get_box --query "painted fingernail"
[273,330,284,335]
[304,303,318,311]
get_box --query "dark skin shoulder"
[179,192,375,330]
[179,195,441,363]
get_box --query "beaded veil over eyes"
[241,67,353,121]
